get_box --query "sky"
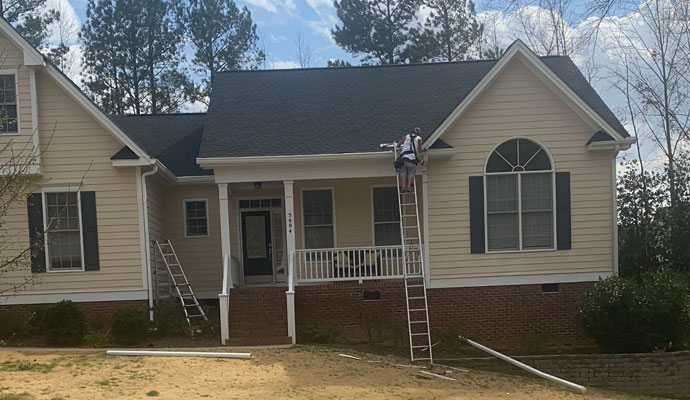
[44,0,683,165]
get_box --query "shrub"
[82,332,107,347]
[297,323,340,344]
[152,299,188,337]
[580,268,690,353]
[29,301,87,346]
[111,307,149,345]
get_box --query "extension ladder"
[153,240,208,335]
[394,150,434,364]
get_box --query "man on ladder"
[396,127,426,192]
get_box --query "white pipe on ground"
[106,350,251,359]
[459,336,587,395]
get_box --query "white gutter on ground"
[459,336,587,394]
[106,350,251,359]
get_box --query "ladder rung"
[400,203,416,206]
[172,274,184,277]
[184,303,199,307]
[411,333,428,336]
[407,284,424,288]
[187,314,205,318]
[412,345,429,348]
[410,321,428,324]
[409,308,426,312]
[414,357,431,361]
[161,253,175,256]
[408,296,425,300]
[175,283,190,286]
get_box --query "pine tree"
[2,0,57,48]
[81,0,193,114]
[180,0,264,100]
[327,59,353,68]
[332,0,422,65]
[407,0,483,62]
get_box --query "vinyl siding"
[427,58,615,280]
[147,175,166,243]
[163,184,222,293]
[0,65,145,295]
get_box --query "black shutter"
[556,172,572,250]
[80,191,100,271]
[27,193,46,273]
[469,176,485,254]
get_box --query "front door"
[241,210,273,283]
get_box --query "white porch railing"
[294,245,418,283]
[219,253,232,345]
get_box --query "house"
[0,17,634,352]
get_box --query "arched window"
[484,138,555,252]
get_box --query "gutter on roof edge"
[197,148,455,167]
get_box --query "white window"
[184,200,208,237]
[0,74,18,134]
[372,187,401,246]
[45,192,83,271]
[302,189,334,249]
[485,138,555,252]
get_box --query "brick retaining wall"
[453,351,690,398]
[295,280,594,351]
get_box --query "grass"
[0,360,57,373]
[0,393,31,400]
[146,390,159,396]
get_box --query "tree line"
[5,0,486,114]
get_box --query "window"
[184,200,208,237]
[45,192,83,270]
[0,74,17,133]
[303,189,334,249]
[485,138,554,252]
[373,187,401,246]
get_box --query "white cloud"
[243,0,278,13]
[272,60,300,69]
[307,14,338,42]
[270,34,287,42]
[306,0,333,14]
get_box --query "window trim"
[300,187,337,249]
[0,69,20,136]
[483,137,557,254]
[370,184,401,247]
[42,186,85,272]
[183,198,210,238]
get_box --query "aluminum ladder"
[153,239,208,335]
[395,151,434,364]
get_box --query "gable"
[424,41,632,150]
[0,18,152,166]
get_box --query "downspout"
[141,164,159,320]
[29,66,41,171]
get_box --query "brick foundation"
[295,280,594,351]
[0,300,149,327]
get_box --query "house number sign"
[288,212,293,234]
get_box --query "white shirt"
[401,134,422,160]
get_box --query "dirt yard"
[0,346,661,399]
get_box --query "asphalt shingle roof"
[199,56,629,159]
[111,56,629,175]
[110,113,210,177]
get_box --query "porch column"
[218,183,231,263]
[218,183,231,345]
[284,180,297,344]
